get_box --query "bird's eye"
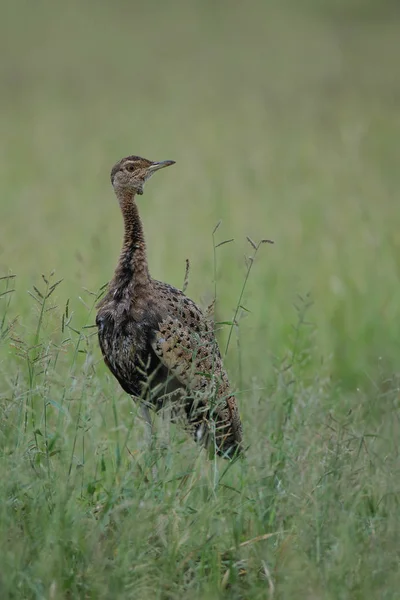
[125,164,135,172]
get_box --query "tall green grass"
[1,0,400,597]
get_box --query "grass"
[1,0,400,597]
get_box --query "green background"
[1,1,400,598]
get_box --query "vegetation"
[1,0,400,597]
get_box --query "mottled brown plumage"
[96,155,243,457]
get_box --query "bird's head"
[110,155,175,196]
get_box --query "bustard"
[96,155,243,458]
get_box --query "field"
[1,0,400,597]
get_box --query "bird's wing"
[151,315,217,389]
[150,315,243,453]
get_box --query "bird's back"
[150,280,243,456]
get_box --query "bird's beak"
[147,160,176,173]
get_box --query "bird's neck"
[114,189,150,289]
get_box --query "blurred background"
[1,0,400,388]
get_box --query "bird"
[96,155,243,458]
